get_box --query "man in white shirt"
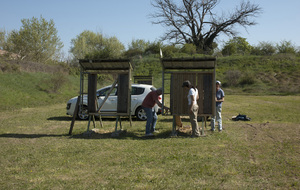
[182,80,200,137]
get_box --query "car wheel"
[136,106,147,121]
[78,105,89,120]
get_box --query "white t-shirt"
[188,88,198,105]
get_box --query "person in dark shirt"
[142,88,169,136]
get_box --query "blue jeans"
[211,105,222,131]
[143,107,158,135]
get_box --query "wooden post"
[69,96,80,135]
[88,74,97,113]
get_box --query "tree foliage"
[276,40,297,54]
[150,0,262,54]
[124,39,150,58]
[144,41,163,55]
[70,30,124,59]
[222,37,252,56]
[6,16,63,63]
[0,29,5,49]
[181,43,197,55]
[251,41,276,56]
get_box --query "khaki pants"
[189,104,200,136]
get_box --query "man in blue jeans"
[211,81,225,132]
[142,88,169,136]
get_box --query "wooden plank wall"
[199,73,213,115]
[171,72,214,116]
[88,74,97,113]
[171,73,196,115]
[117,73,131,114]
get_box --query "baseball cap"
[182,80,191,87]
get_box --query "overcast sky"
[1,0,299,56]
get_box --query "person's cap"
[156,87,162,91]
[216,80,221,85]
[150,87,156,91]
[182,80,191,87]
[156,88,163,94]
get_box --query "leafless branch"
[150,0,262,53]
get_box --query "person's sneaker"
[153,130,160,133]
[210,129,215,132]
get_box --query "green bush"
[239,72,256,86]
[224,70,241,87]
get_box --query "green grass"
[0,72,80,111]
[0,95,299,189]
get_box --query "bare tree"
[150,0,262,54]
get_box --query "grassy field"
[0,95,299,189]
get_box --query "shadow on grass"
[69,129,192,140]
[47,116,72,121]
[0,133,68,138]
[47,116,143,122]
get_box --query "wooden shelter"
[161,57,216,136]
[69,59,132,136]
[133,75,153,85]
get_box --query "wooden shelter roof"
[79,59,132,71]
[161,57,216,70]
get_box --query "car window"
[97,87,117,97]
[131,87,145,95]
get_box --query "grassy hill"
[216,54,300,95]
[0,57,81,111]
[136,54,300,95]
[1,54,299,112]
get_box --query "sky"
[1,0,300,56]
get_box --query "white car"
[66,84,161,121]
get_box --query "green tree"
[124,39,149,58]
[162,44,180,58]
[144,41,163,55]
[181,43,197,55]
[222,37,252,56]
[0,29,5,49]
[70,30,124,59]
[276,40,297,54]
[7,16,63,63]
[251,41,276,56]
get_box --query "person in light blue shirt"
[211,81,225,132]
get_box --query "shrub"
[0,62,20,72]
[239,72,256,86]
[224,70,241,86]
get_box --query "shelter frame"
[161,57,216,136]
[69,59,133,136]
